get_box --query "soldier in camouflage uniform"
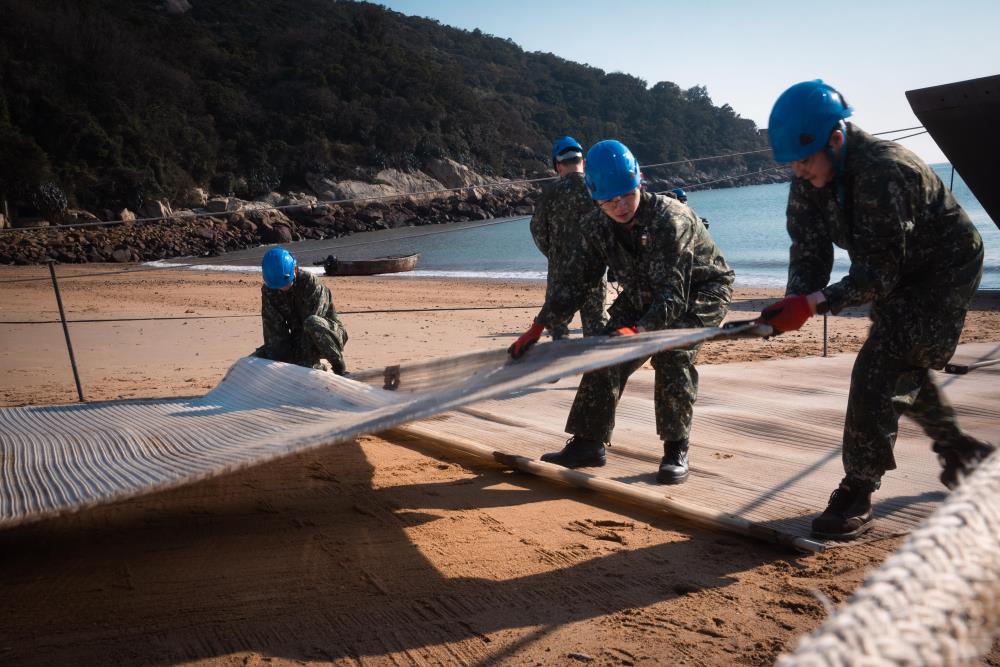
[511,140,734,484]
[529,136,608,339]
[252,247,349,375]
[760,80,993,539]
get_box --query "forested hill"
[0,0,775,215]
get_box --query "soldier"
[528,136,608,340]
[759,80,994,539]
[670,187,709,229]
[252,247,349,375]
[510,140,734,484]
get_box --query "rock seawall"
[0,184,537,266]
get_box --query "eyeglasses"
[597,190,638,211]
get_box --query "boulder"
[258,192,284,206]
[307,171,442,203]
[373,168,445,196]
[0,213,7,229]
[180,187,209,208]
[142,200,173,220]
[425,157,495,189]
[205,198,234,214]
[120,208,137,222]
[162,0,192,15]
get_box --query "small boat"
[313,252,419,276]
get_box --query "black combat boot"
[657,439,689,484]
[933,435,995,490]
[540,436,606,468]
[329,356,348,376]
[811,479,874,540]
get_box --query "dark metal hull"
[907,75,1000,230]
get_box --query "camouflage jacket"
[261,270,346,348]
[786,124,984,313]
[538,190,734,331]
[529,171,597,265]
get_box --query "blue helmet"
[551,136,584,165]
[584,140,641,201]
[768,80,853,163]
[671,187,688,203]
[261,247,297,289]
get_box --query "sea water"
[160,164,999,289]
[372,164,998,289]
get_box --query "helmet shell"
[551,135,584,164]
[768,80,853,162]
[584,140,641,200]
[262,247,297,289]
[671,187,688,202]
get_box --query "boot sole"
[656,471,688,485]
[810,518,875,541]
[540,458,606,469]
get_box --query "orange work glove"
[508,321,545,358]
[760,295,812,333]
[609,326,639,337]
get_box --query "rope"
[658,165,789,193]
[778,451,1000,666]
[0,125,924,237]
[0,124,932,287]
[873,125,924,136]
[0,303,543,325]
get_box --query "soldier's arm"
[821,167,907,312]
[636,215,694,331]
[785,179,834,296]
[534,217,605,329]
[529,190,551,256]
[260,288,292,356]
[301,274,334,319]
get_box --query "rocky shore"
[0,159,788,266]
[0,188,535,266]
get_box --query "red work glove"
[609,326,639,337]
[760,295,813,333]
[508,321,545,358]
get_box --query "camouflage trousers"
[253,315,348,373]
[547,273,609,340]
[842,257,982,490]
[565,291,729,443]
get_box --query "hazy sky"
[378,0,999,163]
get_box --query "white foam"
[143,260,325,276]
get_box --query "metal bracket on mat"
[383,365,401,390]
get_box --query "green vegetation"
[0,0,774,216]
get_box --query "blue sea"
[159,164,999,289]
[332,164,998,289]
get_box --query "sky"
[377,0,1000,164]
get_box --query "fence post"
[47,260,85,402]
[822,312,828,358]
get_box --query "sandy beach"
[2,264,999,665]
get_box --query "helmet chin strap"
[827,120,849,207]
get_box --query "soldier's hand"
[508,321,545,358]
[608,326,639,337]
[759,295,812,333]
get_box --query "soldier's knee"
[304,315,326,332]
